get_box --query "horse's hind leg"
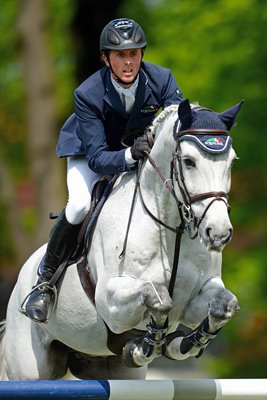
[4,315,68,380]
[0,321,7,380]
[5,336,68,380]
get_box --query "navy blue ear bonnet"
[177,99,244,154]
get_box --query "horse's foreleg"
[123,282,172,368]
[165,280,239,361]
[96,276,173,368]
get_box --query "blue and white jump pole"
[0,379,266,399]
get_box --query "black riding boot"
[25,209,80,323]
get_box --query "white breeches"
[65,156,101,225]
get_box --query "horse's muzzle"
[203,227,233,252]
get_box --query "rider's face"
[103,49,143,87]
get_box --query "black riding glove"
[130,136,151,161]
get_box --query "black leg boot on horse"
[25,209,81,323]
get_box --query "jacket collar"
[130,67,152,117]
[103,68,126,116]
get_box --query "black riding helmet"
[100,18,147,51]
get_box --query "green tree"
[0,0,74,267]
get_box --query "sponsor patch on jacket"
[179,134,232,153]
[141,104,160,114]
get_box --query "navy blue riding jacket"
[56,61,183,175]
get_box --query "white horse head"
[144,99,243,252]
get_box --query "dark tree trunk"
[72,0,123,83]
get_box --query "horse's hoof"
[122,338,144,368]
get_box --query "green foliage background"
[1,0,266,378]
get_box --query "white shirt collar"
[111,74,139,98]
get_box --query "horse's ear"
[178,99,192,130]
[218,100,245,130]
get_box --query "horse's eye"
[183,158,196,168]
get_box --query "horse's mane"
[151,102,200,132]
[151,104,179,129]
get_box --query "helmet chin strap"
[114,74,137,86]
[111,67,138,86]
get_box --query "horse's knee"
[140,282,172,329]
[141,282,172,314]
[209,288,240,330]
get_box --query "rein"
[137,154,186,298]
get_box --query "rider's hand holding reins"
[131,135,151,160]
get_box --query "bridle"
[131,121,231,297]
[144,124,230,237]
[172,126,230,238]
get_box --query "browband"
[177,128,229,137]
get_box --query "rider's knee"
[65,198,91,225]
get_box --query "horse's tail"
[0,321,7,380]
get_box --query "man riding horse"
[25,18,184,323]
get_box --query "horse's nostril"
[227,228,233,242]
[206,227,211,239]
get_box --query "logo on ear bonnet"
[180,133,232,153]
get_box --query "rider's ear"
[218,100,245,130]
[178,99,192,130]
[101,51,110,67]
